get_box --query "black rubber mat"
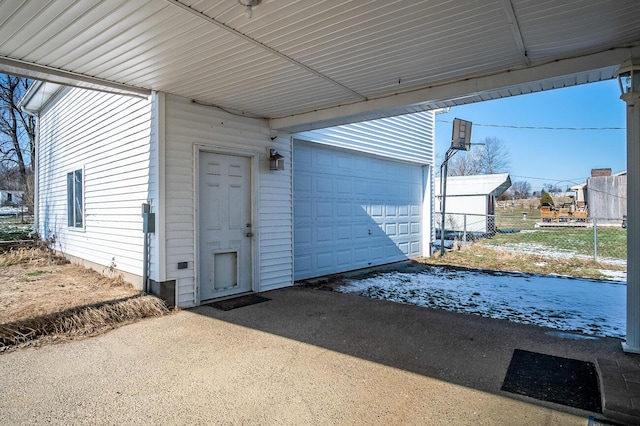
[501,349,602,413]
[207,294,270,311]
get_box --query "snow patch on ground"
[600,269,627,281]
[336,267,626,338]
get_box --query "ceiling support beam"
[502,0,530,66]
[0,56,151,98]
[164,0,367,102]
[270,44,640,133]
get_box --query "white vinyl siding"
[37,87,153,285]
[164,94,293,308]
[294,111,434,165]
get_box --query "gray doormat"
[501,349,602,413]
[207,294,270,311]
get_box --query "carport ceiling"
[2,0,640,131]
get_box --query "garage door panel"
[336,225,351,240]
[370,245,385,262]
[315,176,332,195]
[336,154,352,170]
[353,247,368,264]
[316,251,333,267]
[316,226,332,243]
[385,223,397,237]
[336,249,352,267]
[295,199,312,221]
[294,141,423,280]
[336,178,352,195]
[316,152,333,168]
[294,172,312,192]
[354,224,369,239]
[295,144,313,164]
[295,254,312,276]
[370,204,383,218]
[336,202,351,217]
[294,226,312,245]
[315,201,332,219]
[410,241,420,254]
[410,222,420,235]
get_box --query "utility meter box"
[142,203,155,233]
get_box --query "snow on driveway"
[336,267,626,338]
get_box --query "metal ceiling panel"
[260,1,521,95]
[1,0,639,129]
[513,0,640,61]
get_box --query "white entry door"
[199,152,252,301]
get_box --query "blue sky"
[434,79,627,191]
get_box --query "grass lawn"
[433,212,626,279]
[422,244,625,280]
[484,227,627,261]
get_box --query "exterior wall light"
[616,59,640,100]
[269,148,285,171]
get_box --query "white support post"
[623,83,640,353]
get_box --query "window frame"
[67,167,85,230]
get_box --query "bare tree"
[447,136,510,176]
[542,183,563,194]
[510,180,532,199]
[0,74,35,212]
[447,150,482,176]
[478,136,509,174]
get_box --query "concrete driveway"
[0,287,622,425]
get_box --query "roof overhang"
[270,46,639,132]
[0,56,150,98]
[18,80,64,115]
[437,173,512,197]
[2,0,639,128]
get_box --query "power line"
[436,119,624,131]
[509,174,587,184]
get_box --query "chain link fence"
[435,211,627,273]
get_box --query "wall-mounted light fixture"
[269,148,285,171]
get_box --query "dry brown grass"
[0,247,171,352]
[0,295,168,347]
[421,244,625,280]
[0,246,68,267]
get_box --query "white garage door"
[294,141,424,280]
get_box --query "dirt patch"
[0,247,170,352]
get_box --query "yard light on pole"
[616,58,640,353]
[439,118,472,257]
[617,59,640,99]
